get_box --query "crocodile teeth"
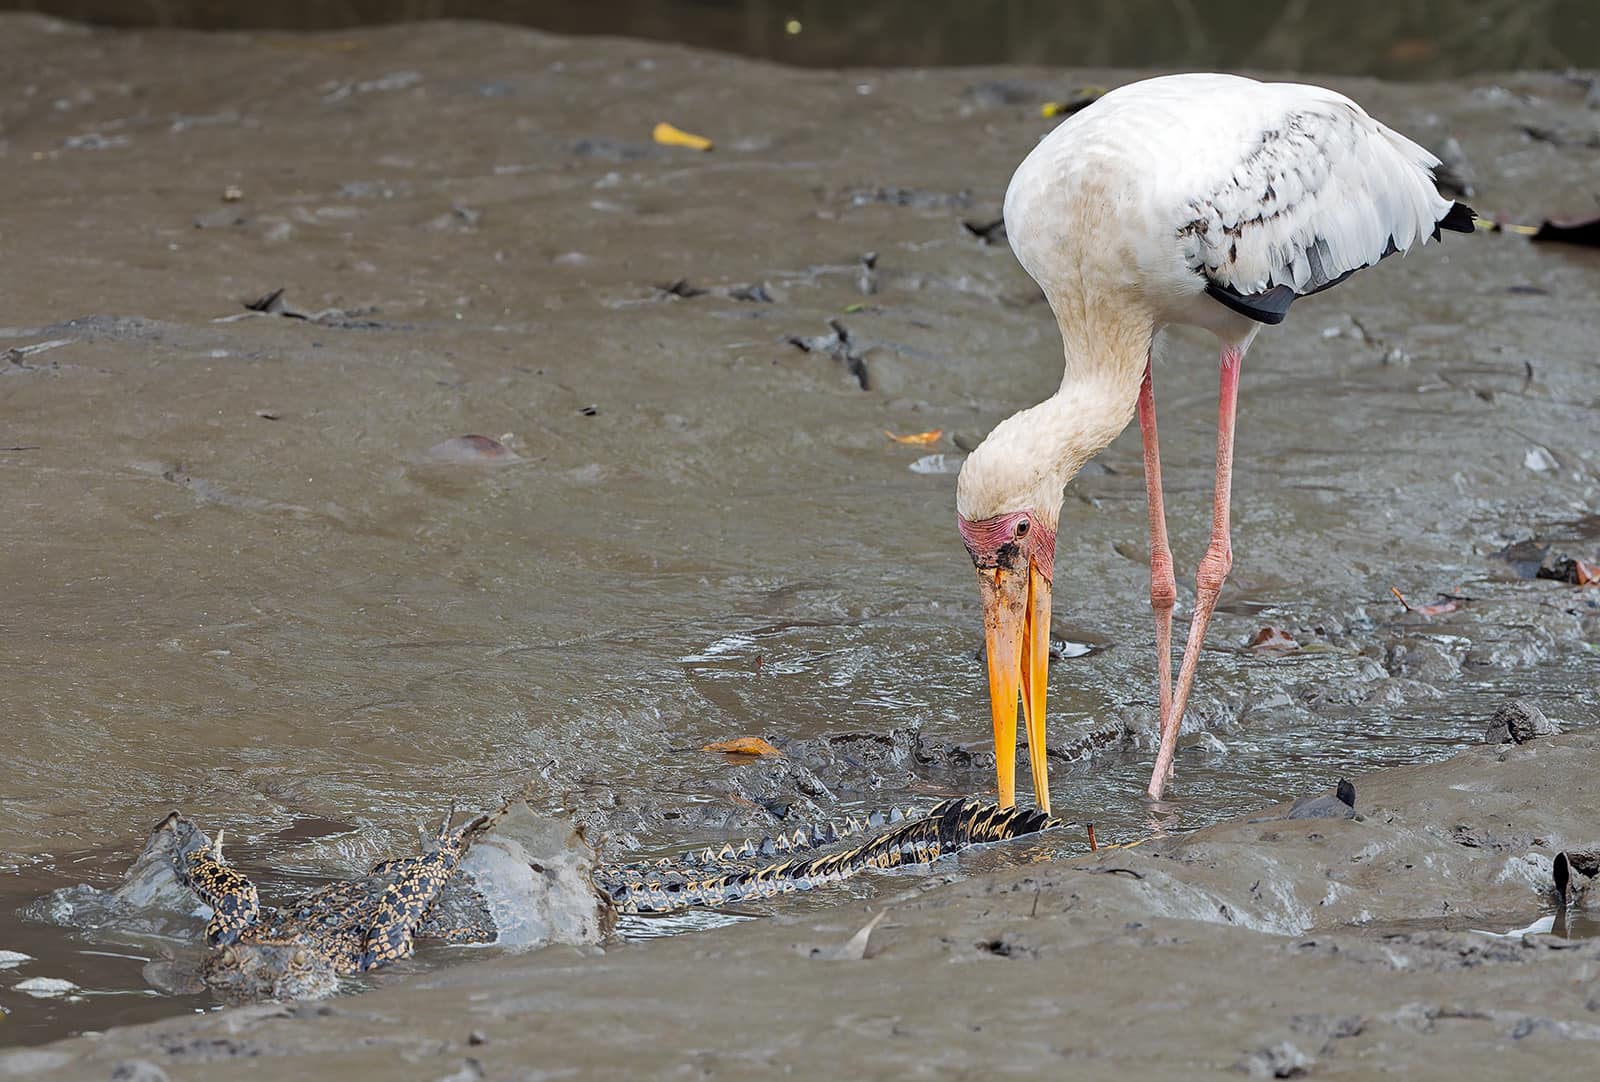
[866,810,886,829]
[889,806,905,823]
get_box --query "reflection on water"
[7,0,1600,78]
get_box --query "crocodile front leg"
[356,809,475,971]
[173,829,262,946]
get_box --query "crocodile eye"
[1015,519,1030,538]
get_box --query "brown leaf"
[700,736,783,757]
[1247,626,1299,653]
[885,428,944,445]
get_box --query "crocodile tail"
[693,804,927,868]
[611,804,930,877]
[599,798,1060,915]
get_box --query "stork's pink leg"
[1147,344,1244,801]
[1137,358,1176,775]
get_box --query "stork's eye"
[1015,519,1030,538]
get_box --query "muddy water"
[12,0,1600,79]
[1,16,1598,1049]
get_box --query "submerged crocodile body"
[156,796,1060,1000]
[157,807,496,1000]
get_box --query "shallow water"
[10,0,1600,79]
[1,16,1598,1049]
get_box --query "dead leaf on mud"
[1532,215,1600,247]
[1485,217,1538,236]
[652,121,713,151]
[1039,87,1105,118]
[1389,587,1467,616]
[424,434,518,464]
[885,428,944,446]
[701,736,783,757]
[1247,626,1299,653]
[225,288,383,328]
[1485,212,1600,247]
[786,319,870,391]
[1494,541,1598,585]
[657,279,707,299]
[961,217,1007,245]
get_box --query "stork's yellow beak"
[978,561,1052,812]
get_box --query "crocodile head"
[201,937,340,1002]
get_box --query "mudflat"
[7,735,1600,1079]
[1,13,1597,1073]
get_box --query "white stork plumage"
[956,73,1473,810]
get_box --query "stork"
[957,73,1473,810]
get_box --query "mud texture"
[1,11,1599,1067]
[7,733,1600,1079]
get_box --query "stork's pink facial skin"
[958,510,1056,812]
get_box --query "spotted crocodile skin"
[168,808,494,1000]
[173,827,261,947]
[166,796,1060,998]
[595,798,1061,914]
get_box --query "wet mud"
[1,13,1598,1066]
[12,732,1600,1079]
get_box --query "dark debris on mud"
[786,319,870,390]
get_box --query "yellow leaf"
[885,428,944,445]
[1040,88,1106,118]
[653,122,714,151]
[701,736,782,756]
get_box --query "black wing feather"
[1204,200,1474,326]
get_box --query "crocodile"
[596,798,1060,914]
[152,796,1060,1000]
[154,806,497,1001]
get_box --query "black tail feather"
[1435,201,1477,237]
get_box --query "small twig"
[827,909,887,961]
[1389,586,1413,612]
[1086,822,1098,852]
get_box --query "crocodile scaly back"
[597,798,1060,914]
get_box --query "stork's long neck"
[958,307,1151,526]
[1035,305,1152,494]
